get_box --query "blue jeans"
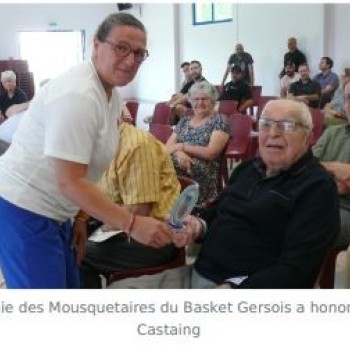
[0,196,79,288]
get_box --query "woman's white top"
[0,61,121,222]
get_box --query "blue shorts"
[0,196,80,288]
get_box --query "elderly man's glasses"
[259,117,308,133]
[103,40,149,63]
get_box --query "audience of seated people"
[183,99,339,289]
[288,63,321,108]
[312,80,350,247]
[166,81,230,204]
[218,65,253,113]
[0,70,28,120]
[221,43,255,87]
[279,37,307,78]
[280,61,300,98]
[313,56,339,109]
[79,121,181,288]
[167,60,207,125]
[323,68,350,127]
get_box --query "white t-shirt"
[0,111,24,143]
[280,73,300,91]
[0,61,121,221]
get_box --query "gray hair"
[262,99,313,134]
[95,12,146,42]
[187,81,218,104]
[1,70,16,82]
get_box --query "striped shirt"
[99,123,180,220]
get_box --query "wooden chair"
[309,108,324,146]
[149,123,173,144]
[104,176,198,287]
[125,100,139,126]
[151,102,172,125]
[315,244,349,289]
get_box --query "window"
[193,3,232,25]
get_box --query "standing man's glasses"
[103,40,149,63]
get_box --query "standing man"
[313,56,339,109]
[0,13,173,288]
[279,37,307,78]
[288,63,321,108]
[221,43,254,88]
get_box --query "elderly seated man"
[79,121,181,288]
[179,99,339,289]
[0,70,27,119]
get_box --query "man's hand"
[172,215,202,248]
[71,219,88,265]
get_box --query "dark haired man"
[219,65,253,113]
[288,64,321,109]
[313,56,339,108]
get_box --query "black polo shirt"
[284,49,307,71]
[219,80,252,103]
[288,79,321,108]
[180,76,207,94]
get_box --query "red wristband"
[126,213,137,236]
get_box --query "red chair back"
[221,114,253,185]
[257,95,279,119]
[149,123,173,144]
[217,100,238,116]
[125,100,139,126]
[309,108,324,146]
[248,85,262,115]
[151,102,172,125]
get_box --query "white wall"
[177,3,325,96]
[325,3,350,73]
[1,3,350,102]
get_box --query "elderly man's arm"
[321,162,350,194]
[236,178,339,288]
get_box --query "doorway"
[19,30,85,91]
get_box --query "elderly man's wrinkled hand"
[172,215,202,248]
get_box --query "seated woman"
[166,81,230,203]
[0,70,27,119]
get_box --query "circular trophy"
[169,184,199,231]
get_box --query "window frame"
[192,3,233,25]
